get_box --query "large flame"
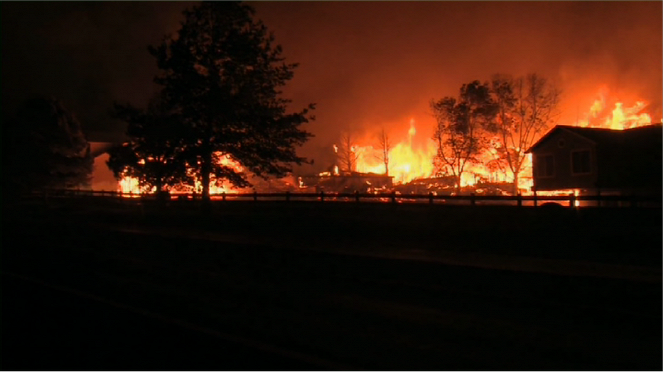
[353,119,436,184]
[349,88,654,194]
[576,88,652,130]
[118,88,655,197]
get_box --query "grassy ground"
[3,198,662,369]
[9,196,661,267]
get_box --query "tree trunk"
[512,172,519,196]
[199,155,212,216]
[455,175,462,195]
[155,179,164,203]
[201,153,212,203]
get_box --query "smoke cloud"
[2,2,660,172]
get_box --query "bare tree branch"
[490,73,561,194]
[376,128,392,176]
[336,132,359,173]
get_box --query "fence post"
[355,190,360,203]
[470,193,476,206]
[517,192,522,208]
[320,190,324,202]
[253,191,258,202]
[569,193,576,208]
[429,192,434,205]
[285,191,290,202]
[222,192,226,202]
[596,188,601,208]
[533,189,538,208]
[391,191,396,204]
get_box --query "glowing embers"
[536,189,581,207]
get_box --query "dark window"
[535,155,554,178]
[571,150,591,174]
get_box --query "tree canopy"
[147,1,314,201]
[430,81,498,192]
[2,96,93,193]
[107,93,192,194]
[490,73,561,194]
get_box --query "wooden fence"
[19,189,663,208]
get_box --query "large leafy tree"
[149,1,315,202]
[2,96,93,193]
[490,73,560,194]
[431,81,498,193]
[107,93,192,194]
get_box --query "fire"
[116,88,655,198]
[118,176,145,196]
[576,88,653,130]
[349,87,654,195]
[354,119,436,184]
[118,152,245,196]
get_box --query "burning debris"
[111,86,656,200]
[301,86,656,198]
[300,171,393,194]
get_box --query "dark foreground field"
[2,198,662,370]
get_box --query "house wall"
[531,130,598,191]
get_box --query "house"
[526,124,662,197]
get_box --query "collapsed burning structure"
[300,88,659,198]
[85,86,658,200]
[300,171,393,194]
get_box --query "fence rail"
[16,188,663,208]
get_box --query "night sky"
[2,1,661,172]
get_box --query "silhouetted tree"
[431,81,498,193]
[2,96,93,193]
[149,2,314,202]
[376,128,391,176]
[491,73,560,194]
[337,132,358,172]
[107,93,192,194]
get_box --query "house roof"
[526,124,662,153]
[526,124,662,189]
